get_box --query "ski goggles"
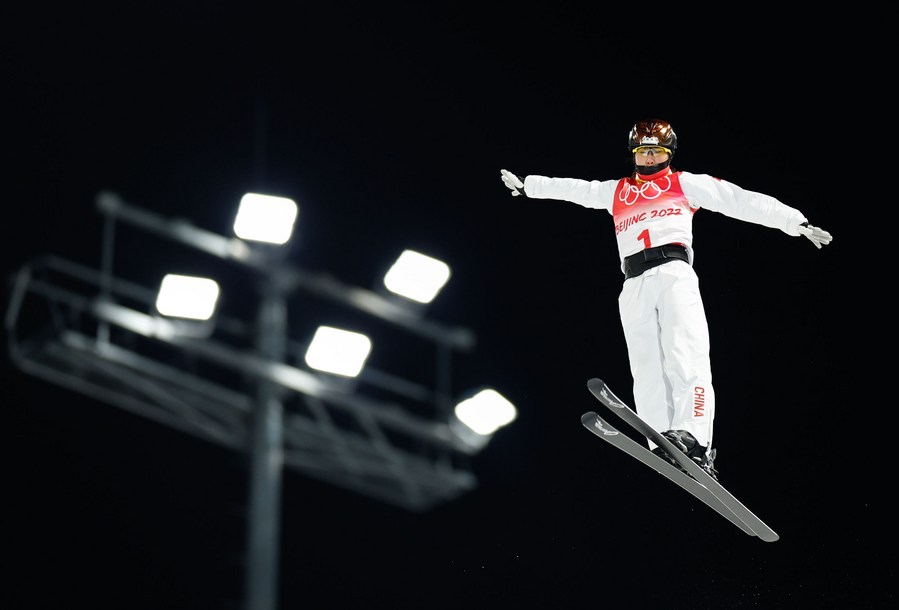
[633,146,672,157]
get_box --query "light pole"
[245,278,287,610]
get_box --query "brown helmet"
[628,119,677,152]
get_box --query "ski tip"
[587,378,605,389]
[580,411,598,425]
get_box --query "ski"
[580,411,755,536]
[584,377,779,542]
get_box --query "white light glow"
[304,326,372,377]
[383,249,451,304]
[454,389,517,435]
[155,274,220,320]
[233,193,298,244]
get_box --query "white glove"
[501,169,526,197]
[797,222,833,249]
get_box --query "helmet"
[628,119,677,152]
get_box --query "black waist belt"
[623,244,689,279]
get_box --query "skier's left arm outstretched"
[679,172,833,249]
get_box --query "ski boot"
[651,430,718,481]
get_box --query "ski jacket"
[523,168,808,274]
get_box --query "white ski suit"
[522,166,809,449]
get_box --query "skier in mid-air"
[501,118,832,480]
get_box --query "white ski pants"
[618,260,715,449]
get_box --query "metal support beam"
[244,286,286,610]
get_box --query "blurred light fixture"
[304,325,372,377]
[155,273,221,321]
[233,193,298,244]
[454,388,517,435]
[383,249,451,304]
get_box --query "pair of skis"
[582,377,778,542]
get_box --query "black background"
[3,4,885,609]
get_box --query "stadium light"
[453,388,517,435]
[233,193,298,245]
[304,325,372,378]
[383,249,451,304]
[155,274,221,321]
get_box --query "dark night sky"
[3,4,886,610]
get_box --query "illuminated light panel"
[233,193,298,244]
[155,274,220,320]
[454,389,517,435]
[304,326,372,377]
[383,249,450,304]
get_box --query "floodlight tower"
[5,188,521,610]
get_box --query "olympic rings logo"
[618,175,672,206]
